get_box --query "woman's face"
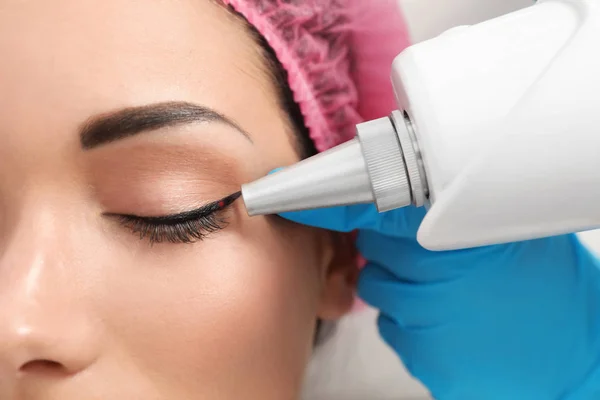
[0,1,357,398]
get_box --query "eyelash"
[109,192,241,245]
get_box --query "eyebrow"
[80,101,253,150]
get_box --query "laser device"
[242,0,600,251]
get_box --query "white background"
[400,0,533,43]
[301,0,600,399]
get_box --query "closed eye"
[106,192,241,244]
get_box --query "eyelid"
[106,192,241,221]
[106,192,242,245]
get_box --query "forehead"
[0,0,264,132]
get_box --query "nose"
[0,208,101,378]
[1,316,100,377]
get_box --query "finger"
[266,167,371,231]
[356,230,485,282]
[266,168,425,236]
[280,204,381,232]
[279,198,425,237]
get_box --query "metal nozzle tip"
[241,138,375,216]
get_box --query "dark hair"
[249,31,319,160]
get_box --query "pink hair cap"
[351,0,412,121]
[222,0,412,152]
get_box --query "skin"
[0,1,358,399]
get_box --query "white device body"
[393,0,600,250]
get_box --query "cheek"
[95,209,324,395]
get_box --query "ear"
[316,232,359,321]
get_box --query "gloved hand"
[281,204,600,400]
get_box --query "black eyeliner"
[108,191,242,224]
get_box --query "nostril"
[20,360,66,375]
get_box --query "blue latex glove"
[281,204,600,399]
